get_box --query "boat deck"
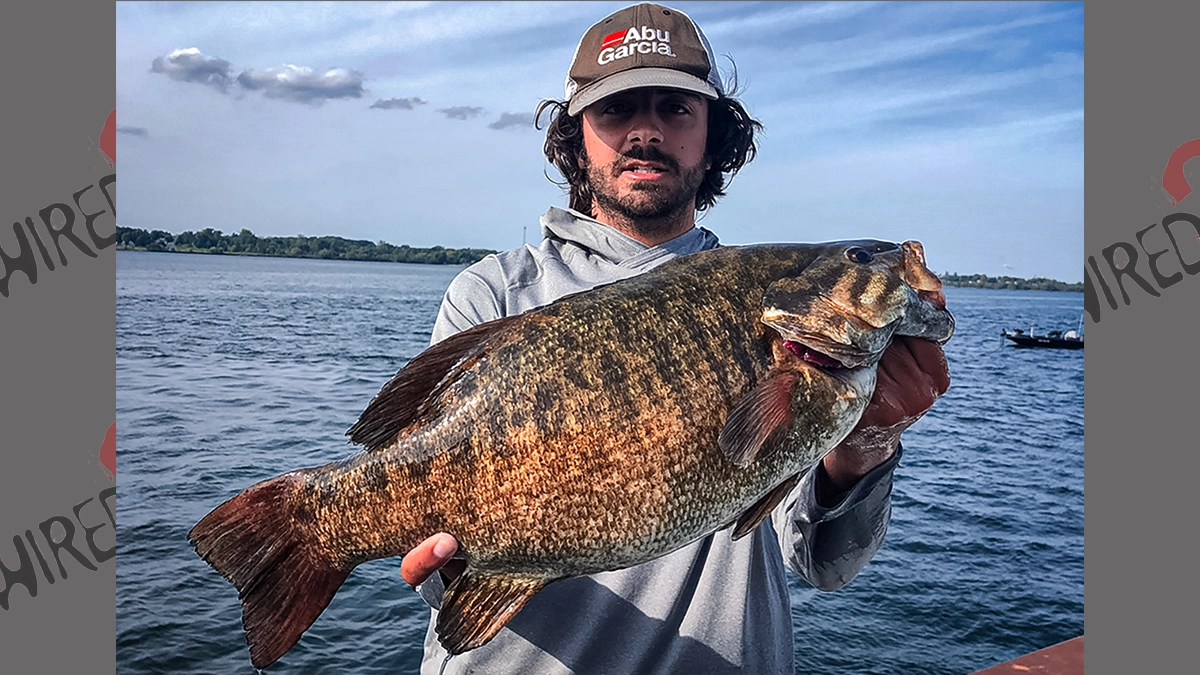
[968,636,1083,674]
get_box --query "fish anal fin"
[346,315,522,451]
[731,473,802,540]
[718,371,798,468]
[436,572,551,655]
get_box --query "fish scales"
[326,259,769,566]
[189,240,955,669]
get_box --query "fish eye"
[846,247,874,264]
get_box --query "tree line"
[115,226,497,266]
[939,273,1082,292]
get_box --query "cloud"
[488,112,535,130]
[117,126,149,137]
[150,47,234,91]
[236,65,365,104]
[438,106,484,120]
[370,97,428,110]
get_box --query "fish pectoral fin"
[731,473,802,540]
[436,572,551,655]
[347,315,523,452]
[718,371,798,468]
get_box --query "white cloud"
[150,47,234,92]
[236,65,366,104]
[438,106,484,120]
[370,97,429,110]
[488,112,536,130]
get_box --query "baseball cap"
[564,3,724,116]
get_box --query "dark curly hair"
[535,74,763,215]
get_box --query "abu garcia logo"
[598,25,675,65]
[1084,139,1200,324]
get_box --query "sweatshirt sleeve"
[430,263,505,345]
[774,443,902,591]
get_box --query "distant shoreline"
[936,273,1083,292]
[115,226,497,266]
[115,226,1082,290]
[115,246,482,266]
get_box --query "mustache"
[615,145,680,174]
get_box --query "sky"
[116,1,1084,282]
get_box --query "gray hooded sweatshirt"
[418,207,899,675]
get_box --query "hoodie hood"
[540,207,721,271]
[430,206,725,341]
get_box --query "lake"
[115,251,1084,674]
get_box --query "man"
[402,4,950,673]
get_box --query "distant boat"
[1001,326,1084,350]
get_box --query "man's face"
[579,87,710,230]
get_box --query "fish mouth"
[763,283,954,369]
[765,308,883,370]
[779,337,878,401]
[779,337,880,378]
[782,339,852,370]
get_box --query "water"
[115,251,1083,674]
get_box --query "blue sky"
[116,1,1084,282]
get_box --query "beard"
[584,145,707,238]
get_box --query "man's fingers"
[858,337,949,429]
[825,337,950,489]
[878,338,948,411]
[400,533,458,587]
[902,336,951,396]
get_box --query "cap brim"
[567,67,719,116]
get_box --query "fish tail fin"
[189,470,350,670]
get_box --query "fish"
[188,239,954,669]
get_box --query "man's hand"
[817,336,950,505]
[401,533,464,587]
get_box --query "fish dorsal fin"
[346,316,520,452]
[718,371,798,468]
[436,572,551,655]
[731,473,802,540]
